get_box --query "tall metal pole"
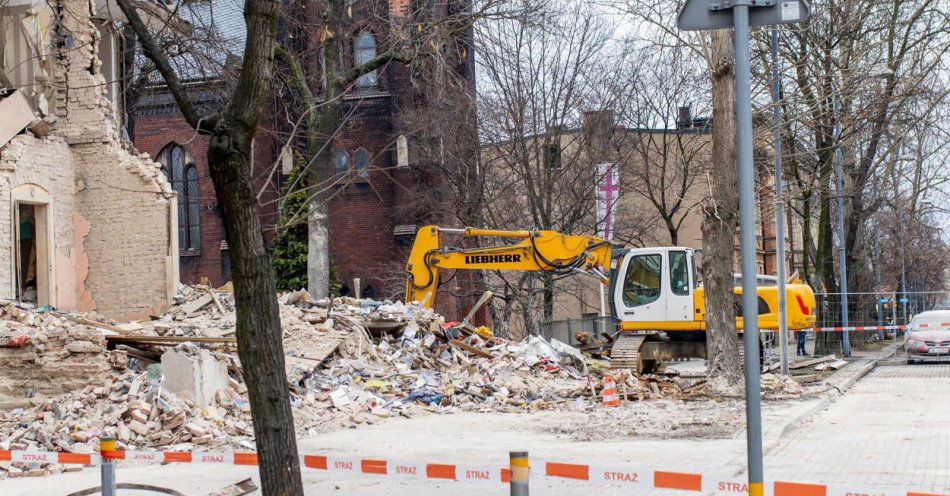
[873,235,884,340]
[770,29,789,375]
[734,6,764,496]
[897,203,909,328]
[833,99,852,356]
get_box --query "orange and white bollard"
[601,375,620,407]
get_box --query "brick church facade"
[132,0,477,319]
[132,91,281,288]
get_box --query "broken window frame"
[1,3,56,118]
[94,18,121,117]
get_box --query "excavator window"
[623,254,662,307]
[670,251,690,296]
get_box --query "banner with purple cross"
[596,162,619,241]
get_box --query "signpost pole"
[733,5,765,496]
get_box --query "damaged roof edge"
[94,0,194,35]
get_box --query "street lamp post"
[833,99,851,356]
[770,28,789,375]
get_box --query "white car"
[906,310,950,364]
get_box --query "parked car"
[906,310,950,364]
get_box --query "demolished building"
[0,0,178,319]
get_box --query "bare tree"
[116,0,305,493]
[617,46,711,245]
[475,0,637,335]
[761,0,949,351]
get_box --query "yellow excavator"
[405,225,817,372]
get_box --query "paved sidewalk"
[758,364,950,494]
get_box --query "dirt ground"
[543,398,746,441]
[0,394,820,496]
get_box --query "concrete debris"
[815,359,849,371]
[161,346,230,408]
[208,478,257,496]
[761,373,807,397]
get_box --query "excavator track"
[609,334,647,372]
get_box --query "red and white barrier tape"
[811,323,949,331]
[812,325,906,332]
[2,449,947,495]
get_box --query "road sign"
[678,0,811,31]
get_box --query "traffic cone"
[602,375,620,407]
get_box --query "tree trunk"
[304,1,345,298]
[307,202,330,296]
[701,30,742,395]
[800,192,812,285]
[666,216,679,245]
[208,0,303,492]
[208,128,303,495]
[542,272,554,322]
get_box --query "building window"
[622,254,662,307]
[333,149,349,175]
[362,284,376,299]
[354,148,370,177]
[158,143,200,251]
[669,250,690,296]
[220,246,232,284]
[185,165,200,250]
[544,143,561,169]
[354,31,378,88]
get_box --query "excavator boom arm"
[405,225,612,307]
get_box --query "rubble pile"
[0,302,115,409]
[760,373,806,398]
[0,286,821,479]
[0,364,254,453]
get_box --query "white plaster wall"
[0,135,77,305]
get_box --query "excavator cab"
[608,247,817,371]
[610,247,699,326]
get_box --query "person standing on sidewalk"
[796,330,807,356]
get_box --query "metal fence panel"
[537,316,616,346]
